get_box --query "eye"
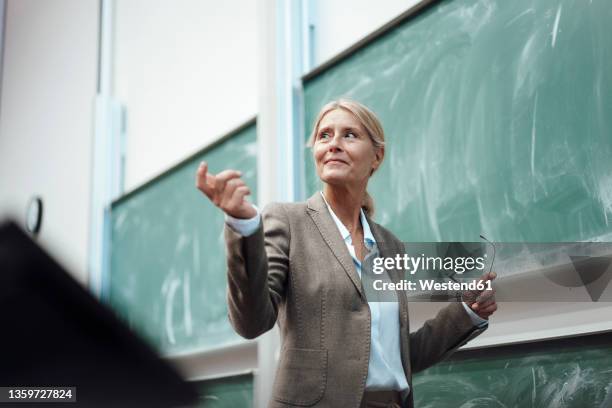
[345,132,357,139]
[319,131,331,140]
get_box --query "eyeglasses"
[480,234,496,276]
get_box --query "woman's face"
[313,108,383,188]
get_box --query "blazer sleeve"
[408,302,487,373]
[224,202,290,339]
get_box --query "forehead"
[318,108,365,130]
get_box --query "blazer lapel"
[306,192,365,299]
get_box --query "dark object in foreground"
[0,220,198,407]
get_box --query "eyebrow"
[318,126,361,133]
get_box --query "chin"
[320,171,350,186]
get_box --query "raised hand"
[195,161,257,219]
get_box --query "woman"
[196,99,497,408]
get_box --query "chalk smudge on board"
[163,274,181,345]
[531,93,538,199]
[183,265,193,336]
[551,5,563,48]
[505,8,534,27]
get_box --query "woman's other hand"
[463,271,497,320]
[195,161,257,219]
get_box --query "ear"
[372,146,385,172]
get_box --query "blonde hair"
[307,98,385,217]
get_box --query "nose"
[328,134,343,152]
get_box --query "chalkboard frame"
[451,329,612,360]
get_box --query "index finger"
[479,271,497,283]
[196,161,216,197]
[474,271,496,301]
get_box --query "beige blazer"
[224,192,486,408]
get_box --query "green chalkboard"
[194,374,253,407]
[303,0,612,243]
[413,332,612,407]
[108,120,257,354]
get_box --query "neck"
[322,184,365,233]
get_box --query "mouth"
[324,159,348,165]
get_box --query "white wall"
[312,0,422,66]
[113,0,258,191]
[0,0,99,285]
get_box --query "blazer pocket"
[272,348,328,406]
